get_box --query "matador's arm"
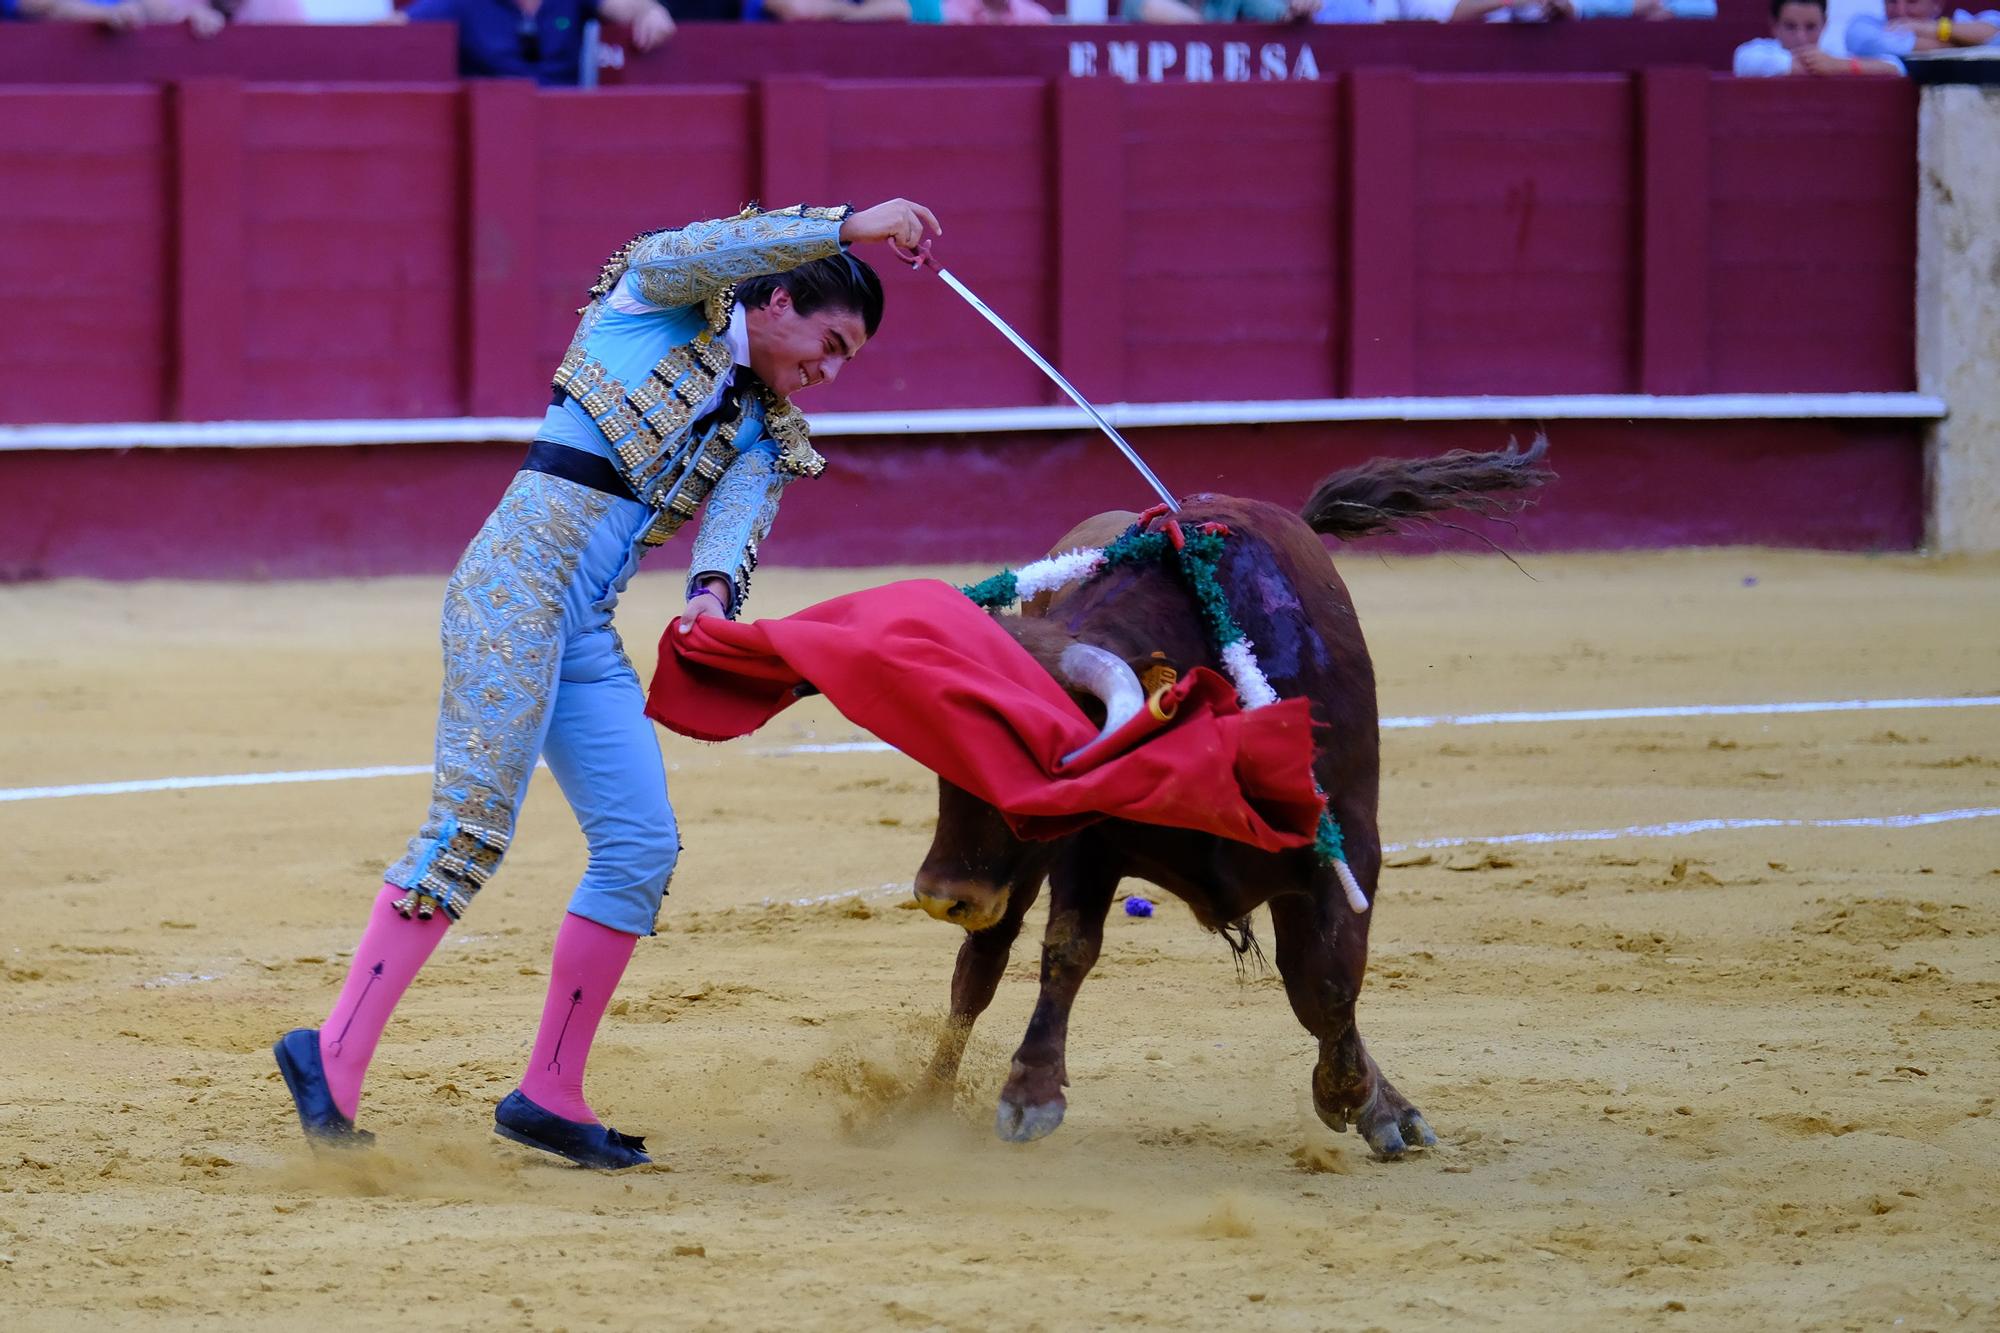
[685,442,792,618]
[621,206,853,310]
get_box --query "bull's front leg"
[925,873,1044,1090]
[994,849,1117,1143]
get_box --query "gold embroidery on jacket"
[385,472,614,917]
[557,206,849,524]
[759,392,825,479]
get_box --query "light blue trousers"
[384,470,679,936]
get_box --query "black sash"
[521,440,638,503]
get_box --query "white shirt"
[708,303,752,421]
[609,274,752,421]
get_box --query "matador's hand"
[680,580,728,632]
[840,199,943,265]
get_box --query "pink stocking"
[317,883,451,1120]
[515,912,639,1124]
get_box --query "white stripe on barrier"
[2,693,1994,805]
[0,392,1949,452]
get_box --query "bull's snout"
[911,878,1010,933]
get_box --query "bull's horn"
[1057,642,1146,767]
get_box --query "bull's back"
[1023,510,1138,619]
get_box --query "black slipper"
[273,1028,375,1147]
[493,1089,649,1170]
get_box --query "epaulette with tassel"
[579,203,851,315]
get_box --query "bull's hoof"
[994,1096,1066,1143]
[1356,1097,1437,1161]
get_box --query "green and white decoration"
[962,522,1371,915]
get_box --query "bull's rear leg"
[1268,887,1436,1160]
[925,875,1044,1091]
[994,849,1117,1143]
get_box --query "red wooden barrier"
[0,88,170,423]
[243,87,465,418]
[0,20,1764,90]
[0,24,456,84]
[0,72,1917,427]
[1414,77,1637,395]
[1640,65,1710,395]
[1706,78,1919,393]
[814,78,1057,412]
[1121,81,1341,403]
[604,21,1764,86]
[0,419,1923,581]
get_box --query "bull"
[911,442,1551,1159]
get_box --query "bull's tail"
[1301,436,1553,541]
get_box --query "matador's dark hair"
[736,252,885,339]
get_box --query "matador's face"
[743,288,870,401]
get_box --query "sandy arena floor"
[2,549,1998,1331]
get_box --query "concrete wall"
[1917,85,2000,555]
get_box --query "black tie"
[690,376,748,440]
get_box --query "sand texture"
[3,549,1998,1331]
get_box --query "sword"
[906,244,1181,513]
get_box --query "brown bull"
[912,442,1551,1159]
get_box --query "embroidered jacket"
[538,204,852,616]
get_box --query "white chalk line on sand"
[1377,694,2000,731]
[758,805,2000,910]
[1394,804,2000,852]
[3,693,1996,806]
[771,694,2000,755]
[0,763,434,804]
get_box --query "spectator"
[221,0,321,19]
[1576,0,1715,15]
[1130,0,1314,24]
[6,0,145,22]
[11,0,250,33]
[405,0,674,84]
[941,0,1051,21]
[1848,0,2000,59]
[21,0,397,30]
[754,0,912,19]
[1735,0,1904,71]
[1425,0,1575,19]
[1320,0,1719,23]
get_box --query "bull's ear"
[997,619,1164,729]
[995,615,1079,681]
[999,618,1181,691]
[995,618,1110,722]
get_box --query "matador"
[274,197,942,1169]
